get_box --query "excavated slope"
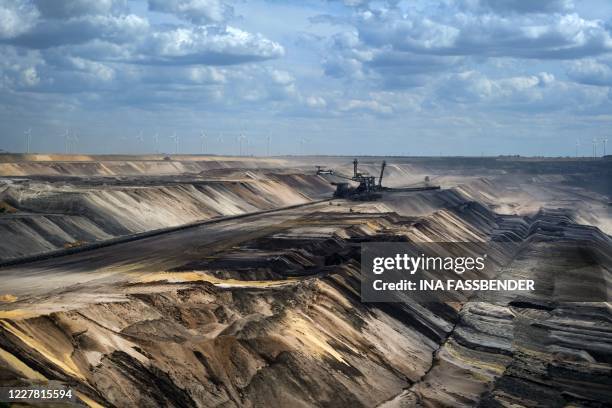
[0,177,610,407]
[0,173,334,260]
[0,157,610,407]
[0,155,289,177]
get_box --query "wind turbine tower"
[200,131,207,155]
[575,139,580,158]
[170,132,179,154]
[266,135,271,157]
[153,132,159,154]
[24,128,32,154]
[603,137,608,156]
[136,130,144,152]
[217,133,223,155]
[299,137,309,156]
[592,138,597,158]
[71,132,79,153]
[63,129,71,153]
[238,133,247,156]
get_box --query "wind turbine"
[135,130,145,153]
[237,133,247,156]
[603,137,608,156]
[24,128,32,154]
[200,131,207,155]
[298,137,309,156]
[170,132,179,154]
[217,133,223,154]
[71,132,79,153]
[575,139,581,158]
[153,132,159,154]
[63,129,71,153]
[266,135,271,157]
[592,137,598,158]
[58,130,65,153]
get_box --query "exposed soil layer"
[0,171,334,260]
[0,156,610,407]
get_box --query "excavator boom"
[378,160,386,187]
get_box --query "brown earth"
[0,155,610,407]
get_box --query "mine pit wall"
[0,174,335,261]
[0,156,291,177]
[0,162,606,260]
[402,208,612,407]
[0,189,499,408]
[1,183,610,407]
[0,158,610,406]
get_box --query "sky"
[1,0,612,156]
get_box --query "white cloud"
[188,66,225,83]
[20,67,40,86]
[305,96,327,108]
[32,0,127,19]
[442,71,548,102]
[140,25,284,64]
[1,0,612,156]
[355,9,612,59]
[465,0,574,14]
[148,0,232,24]
[433,70,608,113]
[67,57,115,81]
[567,58,612,86]
[0,1,39,39]
[271,70,294,85]
[339,99,393,114]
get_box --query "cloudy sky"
[1,0,612,156]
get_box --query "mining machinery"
[331,158,381,200]
[315,165,334,175]
[379,160,386,187]
[331,158,440,200]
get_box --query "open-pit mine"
[0,153,610,407]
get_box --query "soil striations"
[0,155,610,407]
